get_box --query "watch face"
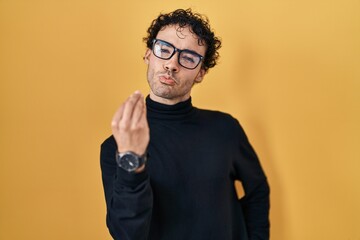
[119,153,139,172]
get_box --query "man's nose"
[163,52,180,72]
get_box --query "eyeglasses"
[152,39,204,70]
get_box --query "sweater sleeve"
[233,120,270,240]
[100,136,153,240]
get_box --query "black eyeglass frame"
[151,39,204,70]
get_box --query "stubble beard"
[147,68,180,100]
[146,65,197,103]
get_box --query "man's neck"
[149,92,191,105]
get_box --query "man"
[100,8,270,240]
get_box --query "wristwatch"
[116,151,147,173]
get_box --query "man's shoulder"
[195,107,238,124]
[194,107,243,132]
[101,135,116,151]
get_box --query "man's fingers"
[120,91,141,125]
[139,101,148,126]
[131,94,145,126]
[112,91,143,131]
[110,91,149,155]
[111,102,125,131]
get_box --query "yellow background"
[1,0,359,239]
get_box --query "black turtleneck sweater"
[100,96,270,240]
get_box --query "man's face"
[144,24,207,105]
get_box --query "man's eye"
[160,48,171,54]
[181,55,195,63]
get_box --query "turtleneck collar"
[146,95,195,120]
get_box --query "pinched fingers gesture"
[111,91,149,156]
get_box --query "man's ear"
[194,68,206,83]
[144,49,151,64]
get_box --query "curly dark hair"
[143,8,221,71]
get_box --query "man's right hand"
[111,91,149,159]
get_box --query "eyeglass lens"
[153,40,201,69]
